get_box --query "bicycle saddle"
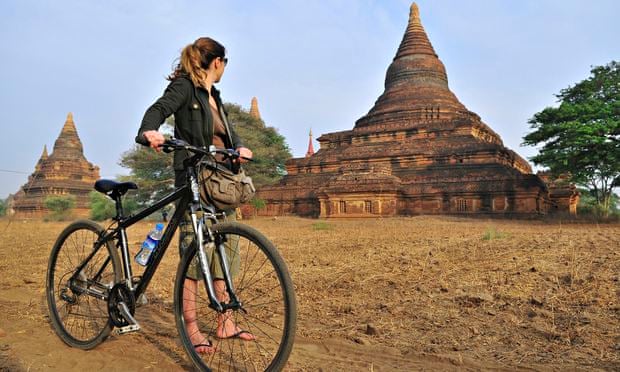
[94,179,138,198]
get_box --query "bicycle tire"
[174,222,297,372]
[46,219,122,349]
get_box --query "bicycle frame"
[70,158,239,314]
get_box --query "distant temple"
[12,113,100,218]
[250,97,261,120]
[257,3,578,217]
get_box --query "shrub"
[482,227,510,241]
[44,195,76,221]
[89,191,116,221]
[312,221,332,231]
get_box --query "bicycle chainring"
[107,283,136,327]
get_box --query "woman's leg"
[180,210,215,353]
[183,278,216,352]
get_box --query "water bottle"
[134,223,164,266]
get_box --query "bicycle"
[45,138,297,371]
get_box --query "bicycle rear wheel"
[46,220,121,349]
[174,222,297,372]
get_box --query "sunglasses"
[220,56,228,65]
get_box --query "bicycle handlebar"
[159,138,253,162]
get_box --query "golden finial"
[410,2,420,24]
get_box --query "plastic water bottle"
[134,223,164,266]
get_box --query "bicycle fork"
[190,211,242,313]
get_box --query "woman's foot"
[216,312,256,341]
[188,327,216,354]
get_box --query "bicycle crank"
[107,283,140,331]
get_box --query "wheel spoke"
[46,222,119,349]
[176,222,296,371]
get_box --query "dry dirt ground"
[0,216,618,371]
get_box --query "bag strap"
[218,105,235,149]
[217,104,245,174]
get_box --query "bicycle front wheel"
[174,222,297,372]
[46,220,121,349]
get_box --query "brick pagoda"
[257,3,578,218]
[12,113,100,218]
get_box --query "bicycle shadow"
[38,290,194,371]
[132,299,195,371]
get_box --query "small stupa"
[249,97,261,120]
[12,113,100,218]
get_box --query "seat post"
[114,194,124,220]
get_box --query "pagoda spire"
[35,145,48,171]
[354,2,467,129]
[305,128,315,158]
[395,2,437,59]
[51,112,85,160]
[250,97,261,120]
[40,145,48,160]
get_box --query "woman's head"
[169,37,227,86]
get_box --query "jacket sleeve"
[135,78,191,145]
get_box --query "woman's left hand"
[237,147,253,163]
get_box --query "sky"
[1,0,619,199]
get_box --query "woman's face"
[213,56,227,83]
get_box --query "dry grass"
[0,216,618,370]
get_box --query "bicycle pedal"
[115,324,141,335]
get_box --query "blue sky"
[1,0,619,198]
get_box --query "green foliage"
[44,195,76,221]
[88,191,145,221]
[312,221,332,231]
[250,197,266,211]
[224,103,292,188]
[577,188,620,217]
[522,61,620,216]
[482,227,510,241]
[89,191,115,220]
[119,144,175,208]
[0,198,6,216]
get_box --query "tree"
[0,198,6,216]
[119,103,291,206]
[224,103,292,188]
[44,195,76,221]
[522,61,620,216]
[118,120,175,208]
[577,188,619,217]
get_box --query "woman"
[136,37,255,353]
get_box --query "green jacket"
[136,75,244,172]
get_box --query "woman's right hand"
[142,130,165,151]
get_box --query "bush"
[312,221,332,231]
[89,191,140,221]
[44,195,76,221]
[89,191,116,221]
[482,227,510,241]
